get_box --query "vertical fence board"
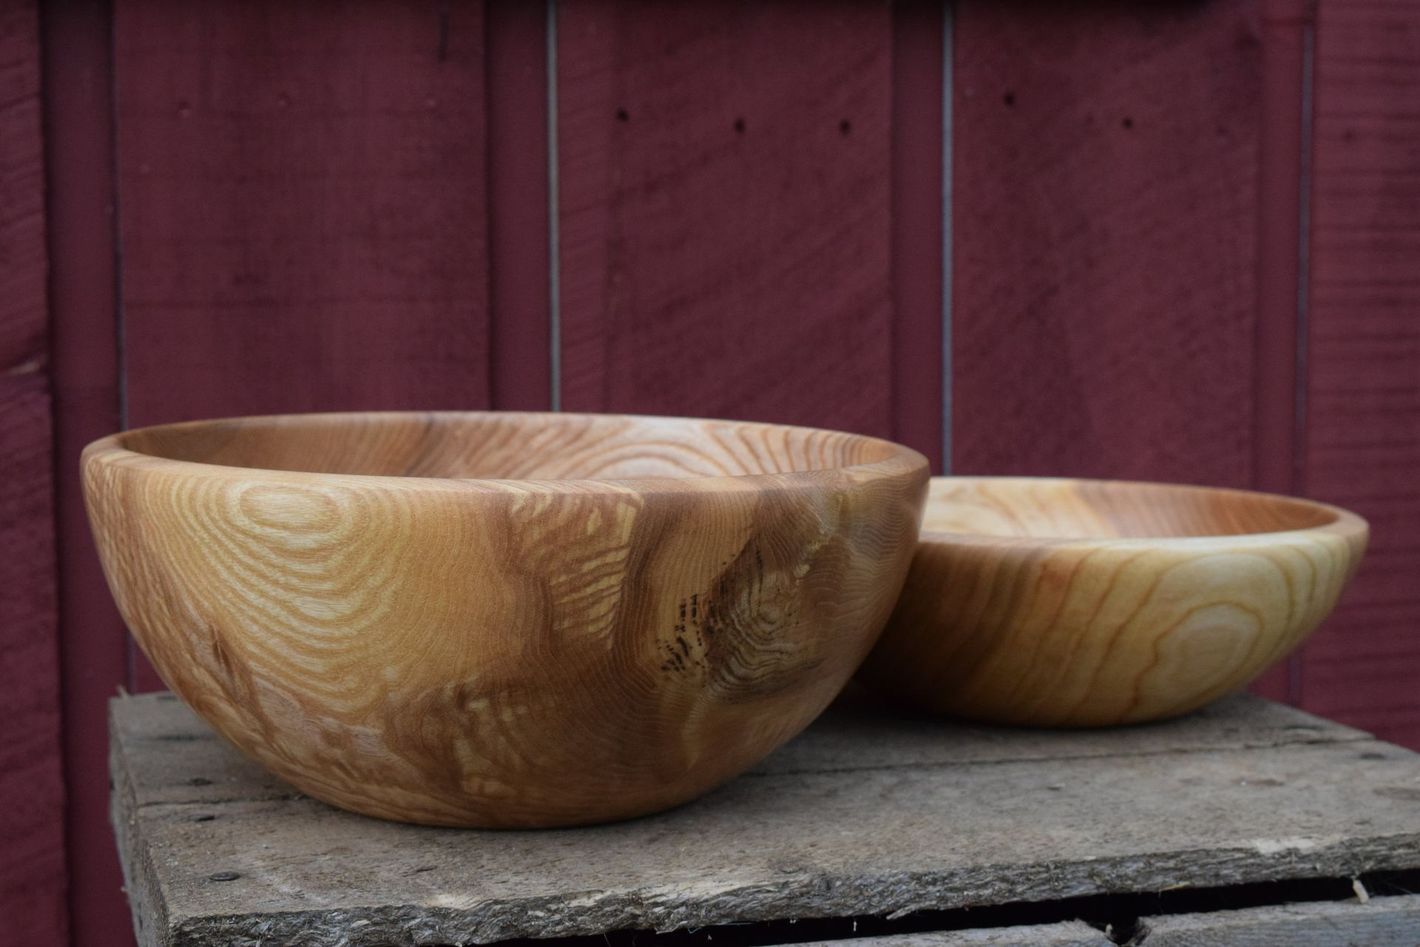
[487,0,552,411]
[0,381,64,946]
[951,0,1263,487]
[1,3,67,942]
[891,0,946,470]
[42,0,134,940]
[556,1,896,436]
[1249,0,1313,703]
[114,0,493,428]
[1299,0,1420,749]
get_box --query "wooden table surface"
[111,692,1420,947]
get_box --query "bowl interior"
[923,477,1340,540]
[115,412,900,481]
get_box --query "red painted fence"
[3,1,1417,943]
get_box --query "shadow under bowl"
[858,476,1368,727]
[83,411,927,826]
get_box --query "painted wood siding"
[0,2,66,942]
[4,0,1418,943]
[1299,0,1420,746]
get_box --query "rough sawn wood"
[111,692,1420,947]
[1139,893,1420,945]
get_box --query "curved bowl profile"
[858,477,1368,727]
[83,412,928,826]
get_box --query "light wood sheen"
[859,477,1368,726]
[83,411,927,827]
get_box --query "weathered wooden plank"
[761,692,1370,776]
[1140,893,1420,945]
[795,897,1420,947]
[1298,0,1420,750]
[112,693,1420,947]
[110,692,1372,810]
[0,0,66,942]
[556,1,896,436]
[794,923,1112,947]
[951,1,1262,487]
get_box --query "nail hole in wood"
[615,107,630,122]
[1122,116,1134,130]
[839,118,852,135]
[733,117,746,134]
[1003,91,1016,107]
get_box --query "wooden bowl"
[83,412,926,827]
[857,477,1368,726]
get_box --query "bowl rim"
[917,475,1369,549]
[82,410,929,496]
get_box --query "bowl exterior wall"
[84,446,926,825]
[860,526,1368,726]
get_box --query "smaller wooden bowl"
[858,477,1368,726]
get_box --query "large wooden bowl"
[83,412,927,826]
[858,477,1367,726]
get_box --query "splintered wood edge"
[122,814,1420,947]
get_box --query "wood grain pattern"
[115,691,1368,809]
[84,412,927,826]
[951,0,1262,486]
[556,1,895,436]
[1141,895,1420,947]
[0,0,67,940]
[797,927,1110,947]
[109,691,1420,946]
[859,478,1367,726]
[112,0,496,698]
[1297,0,1420,750]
